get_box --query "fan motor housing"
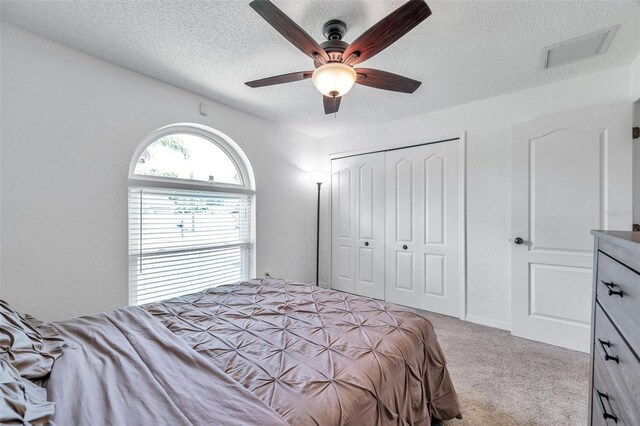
[320,21,348,64]
[321,40,348,62]
[323,19,347,41]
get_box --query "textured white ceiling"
[2,1,640,138]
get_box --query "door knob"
[364,241,369,247]
[402,245,408,250]
[513,237,524,245]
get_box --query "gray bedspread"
[144,279,461,425]
[46,306,287,426]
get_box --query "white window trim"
[128,123,256,303]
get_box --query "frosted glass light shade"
[311,63,357,97]
[308,170,329,184]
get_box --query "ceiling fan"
[245,0,431,114]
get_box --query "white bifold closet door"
[384,142,461,316]
[331,152,385,299]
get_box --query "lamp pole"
[316,181,321,286]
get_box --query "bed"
[2,279,461,425]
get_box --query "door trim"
[331,137,460,160]
[329,132,468,321]
[459,132,467,321]
[329,131,462,159]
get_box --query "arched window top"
[130,123,254,191]
[135,133,241,185]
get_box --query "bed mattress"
[144,279,461,425]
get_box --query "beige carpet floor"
[420,312,590,426]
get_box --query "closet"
[331,139,462,317]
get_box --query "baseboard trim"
[465,314,511,331]
[308,281,330,289]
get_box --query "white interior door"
[331,153,385,298]
[385,141,461,316]
[511,104,632,352]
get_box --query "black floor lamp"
[310,172,328,287]
[316,180,321,286]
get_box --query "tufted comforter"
[46,305,287,425]
[144,279,461,425]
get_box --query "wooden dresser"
[589,231,640,426]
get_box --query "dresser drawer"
[592,388,617,426]
[596,251,640,353]
[593,303,640,407]
[592,353,640,426]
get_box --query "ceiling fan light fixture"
[311,63,357,97]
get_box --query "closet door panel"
[358,163,374,239]
[331,159,355,293]
[385,150,420,307]
[396,252,415,290]
[419,142,460,316]
[354,153,385,299]
[424,254,445,296]
[395,159,414,243]
[332,153,385,298]
[424,154,445,245]
[385,141,461,317]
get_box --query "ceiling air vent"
[541,26,618,69]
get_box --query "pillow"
[0,357,55,425]
[0,300,63,381]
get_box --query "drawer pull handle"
[601,281,624,297]
[598,339,620,363]
[596,390,618,423]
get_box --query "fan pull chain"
[328,90,339,118]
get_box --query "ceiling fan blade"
[342,0,431,66]
[250,0,330,64]
[355,68,422,93]
[245,71,313,88]
[323,95,341,114]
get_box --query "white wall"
[631,51,640,101]
[316,66,635,329]
[1,24,319,321]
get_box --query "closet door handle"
[402,245,408,250]
[598,339,620,363]
[595,390,618,423]
[364,241,369,247]
[601,281,624,297]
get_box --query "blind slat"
[136,270,242,298]
[133,255,243,282]
[129,186,253,305]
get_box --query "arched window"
[128,124,255,305]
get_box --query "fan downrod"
[323,20,347,41]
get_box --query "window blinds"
[128,187,252,305]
